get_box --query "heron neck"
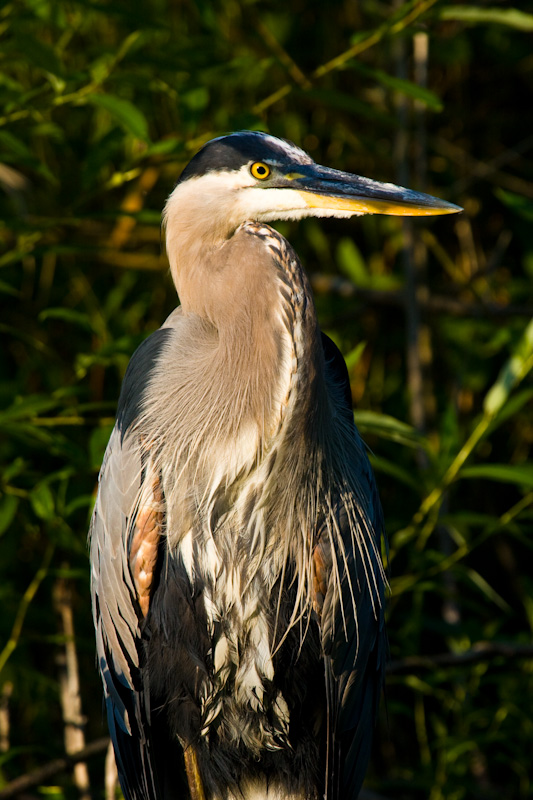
[167,220,323,441]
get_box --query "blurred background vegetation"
[1,1,532,798]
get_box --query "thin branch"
[105,740,118,800]
[109,166,161,250]
[393,12,428,438]
[0,681,13,753]
[252,16,311,90]
[388,643,533,675]
[436,135,533,199]
[253,0,440,115]
[0,544,54,675]
[310,274,533,318]
[0,739,109,800]
[53,576,91,800]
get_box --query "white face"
[163,163,360,240]
[164,149,459,247]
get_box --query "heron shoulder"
[116,326,175,440]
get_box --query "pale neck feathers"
[161,169,321,447]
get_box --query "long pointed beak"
[282,164,462,217]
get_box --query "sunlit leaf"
[368,454,423,492]
[354,411,430,450]
[143,137,184,156]
[459,463,533,488]
[489,388,533,432]
[30,484,55,520]
[494,189,533,221]
[483,318,533,416]
[89,424,114,470]
[349,63,443,111]
[0,131,35,159]
[181,87,209,111]
[39,308,94,332]
[344,341,367,370]
[85,94,151,141]
[440,6,533,31]
[337,238,369,284]
[464,567,510,610]
[297,88,395,125]
[0,395,60,422]
[64,495,95,518]
[2,458,27,483]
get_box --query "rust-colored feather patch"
[130,474,164,617]
[312,538,330,619]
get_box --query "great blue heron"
[90,131,460,800]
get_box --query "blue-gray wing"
[319,333,387,800]
[89,326,175,800]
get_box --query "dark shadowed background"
[0,1,532,798]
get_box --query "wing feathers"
[319,333,387,799]
[90,329,174,800]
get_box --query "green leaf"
[0,494,18,536]
[439,511,499,529]
[89,424,114,470]
[483,318,533,416]
[402,675,436,695]
[181,87,209,111]
[344,341,367,371]
[354,410,430,450]
[459,463,533,488]
[297,88,395,125]
[368,454,423,493]
[0,130,55,181]
[30,484,55,520]
[337,238,369,285]
[143,137,184,157]
[440,6,533,32]
[350,63,443,111]
[85,94,151,141]
[2,458,26,483]
[13,34,63,77]
[489,388,533,432]
[64,495,95,518]
[39,308,94,332]
[494,189,533,221]
[0,131,35,159]
[0,279,20,297]
[464,567,510,611]
[0,395,60,423]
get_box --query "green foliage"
[0,0,532,798]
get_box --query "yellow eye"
[250,162,271,180]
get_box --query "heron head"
[164,130,461,235]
